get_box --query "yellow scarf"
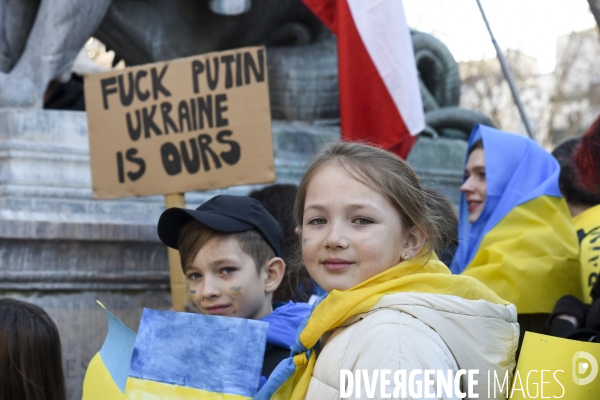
[270,254,508,399]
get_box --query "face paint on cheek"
[189,290,196,294]
[303,237,311,244]
[230,285,242,295]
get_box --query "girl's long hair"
[0,299,66,400]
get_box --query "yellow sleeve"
[579,228,600,303]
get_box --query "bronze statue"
[0,0,327,109]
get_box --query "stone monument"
[0,1,488,398]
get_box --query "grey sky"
[403,0,596,73]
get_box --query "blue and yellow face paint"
[451,125,582,313]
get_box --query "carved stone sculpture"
[0,0,492,138]
[0,0,327,109]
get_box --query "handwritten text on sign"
[84,46,274,199]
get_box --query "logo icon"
[572,351,598,385]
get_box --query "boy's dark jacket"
[259,301,312,385]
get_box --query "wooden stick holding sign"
[84,46,275,310]
[165,193,187,311]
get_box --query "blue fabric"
[254,295,327,400]
[261,301,312,350]
[450,125,562,274]
[314,285,327,297]
[98,307,137,393]
[254,354,301,400]
[129,309,268,397]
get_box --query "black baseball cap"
[157,195,285,257]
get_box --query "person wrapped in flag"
[256,142,518,400]
[450,125,582,336]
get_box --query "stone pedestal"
[408,135,468,206]
[0,109,340,399]
[0,109,465,399]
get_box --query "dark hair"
[423,187,458,266]
[553,137,600,206]
[177,220,275,274]
[575,115,600,195]
[249,184,298,264]
[468,138,484,156]
[249,184,314,302]
[0,299,66,400]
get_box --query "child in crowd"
[257,142,518,400]
[0,298,66,400]
[249,184,316,302]
[157,195,311,383]
[451,125,581,341]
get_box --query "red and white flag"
[302,0,424,158]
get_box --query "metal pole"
[475,0,536,140]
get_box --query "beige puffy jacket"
[304,292,519,400]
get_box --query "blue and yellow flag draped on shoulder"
[82,301,136,400]
[450,125,582,313]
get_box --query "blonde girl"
[257,142,519,400]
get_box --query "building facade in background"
[459,28,600,147]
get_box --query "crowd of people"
[1,121,599,399]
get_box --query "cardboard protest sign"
[510,332,600,399]
[84,46,274,199]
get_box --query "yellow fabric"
[271,254,508,399]
[511,332,600,399]
[82,353,125,400]
[124,377,252,400]
[463,196,582,314]
[573,204,600,303]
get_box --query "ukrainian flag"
[450,125,582,313]
[124,309,268,399]
[82,301,136,400]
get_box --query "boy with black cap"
[157,195,311,384]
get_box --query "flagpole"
[475,0,536,140]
